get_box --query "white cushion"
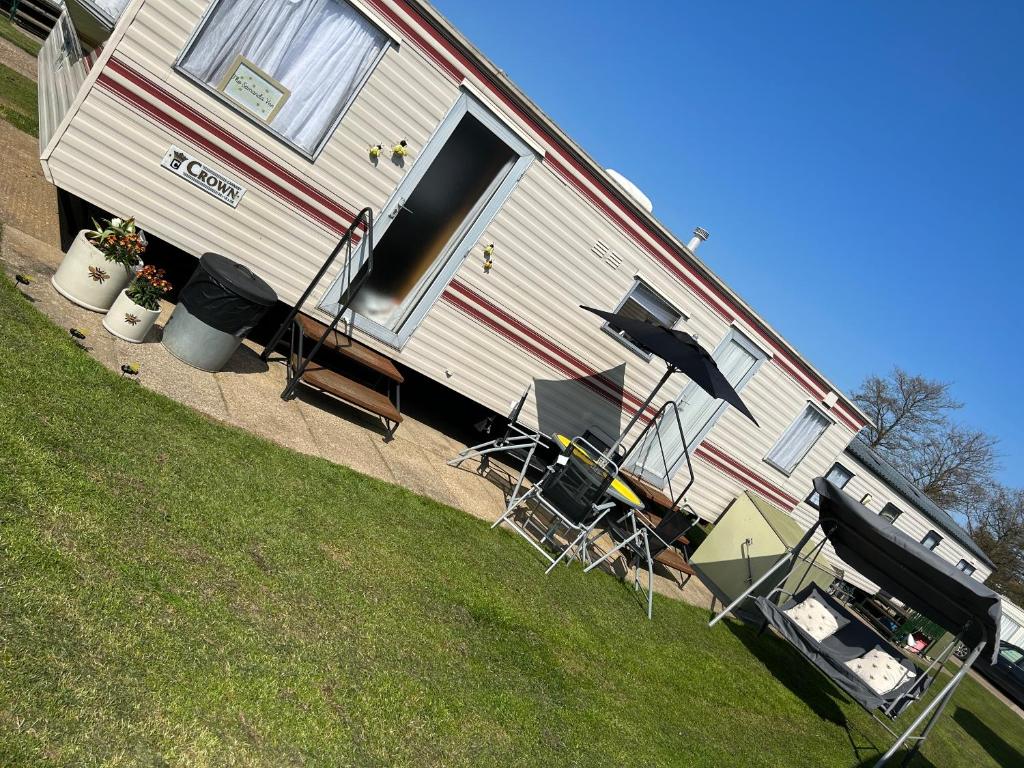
[845,648,915,696]
[783,596,840,642]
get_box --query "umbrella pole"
[609,366,675,455]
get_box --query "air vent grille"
[591,240,622,271]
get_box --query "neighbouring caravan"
[791,437,996,594]
[38,0,874,529]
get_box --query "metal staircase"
[261,208,404,439]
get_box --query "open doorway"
[319,93,535,347]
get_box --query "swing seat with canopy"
[710,477,1002,767]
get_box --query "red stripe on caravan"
[101,59,363,237]
[697,441,801,508]
[692,445,797,511]
[439,289,644,419]
[365,0,463,81]
[96,71,345,234]
[446,280,656,416]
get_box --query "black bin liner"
[179,253,277,337]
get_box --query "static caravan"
[37,0,872,523]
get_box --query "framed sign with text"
[217,55,290,123]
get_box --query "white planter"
[51,230,135,312]
[102,290,161,343]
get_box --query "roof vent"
[606,169,653,214]
[687,227,710,252]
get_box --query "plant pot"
[102,290,161,343]
[51,230,135,312]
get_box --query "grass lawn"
[0,267,1022,767]
[0,15,41,57]
[0,60,37,137]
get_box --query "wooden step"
[620,470,685,513]
[296,314,403,383]
[654,547,696,577]
[294,358,402,424]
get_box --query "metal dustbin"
[162,253,277,372]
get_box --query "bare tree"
[964,486,1024,604]
[853,368,961,453]
[852,368,998,514]
[901,425,999,511]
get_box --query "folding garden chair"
[492,436,619,574]
[448,385,546,503]
[585,505,697,619]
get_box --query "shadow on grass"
[722,619,906,766]
[953,708,1023,766]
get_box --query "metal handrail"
[268,208,375,400]
[620,400,695,510]
[261,207,374,362]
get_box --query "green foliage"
[125,264,172,311]
[0,269,1022,767]
[0,16,41,56]
[85,215,148,270]
[0,62,37,137]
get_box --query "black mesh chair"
[586,505,697,618]
[493,436,619,573]
[448,385,547,501]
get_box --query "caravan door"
[629,329,767,487]
[319,93,534,348]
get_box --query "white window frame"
[921,530,942,551]
[764,402,833,476]
[602,278,685,360]
[174,0,394,160]
[628,326,767,487]
[879,502,903,523]
[806,461,854,509]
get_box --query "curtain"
[180,0,386,152]
[766,405,830,474]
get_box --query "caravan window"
[806,462,853,509]
[879,503,903,523]
[764,403,832,476]
[921,530,942,551]
[179,0,389,157]
[956,559,976,577]
[603,279,683,358]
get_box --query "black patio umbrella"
[581,305,759,451]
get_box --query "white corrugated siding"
[37,14,90,153]
[46,0,865,535]
[1000,599,1024,645]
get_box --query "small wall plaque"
[217,55,290,123]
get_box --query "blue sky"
[434,0,1024,487]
